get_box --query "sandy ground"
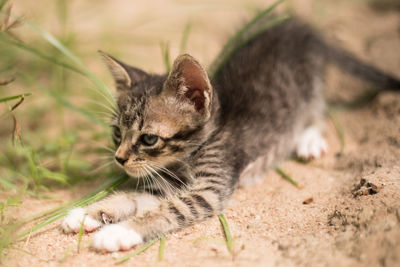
[2,0,400,266]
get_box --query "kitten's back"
[211,17,399,173]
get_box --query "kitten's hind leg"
[295,125,328,160]
[61,192,160,234]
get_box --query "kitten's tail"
[319,40,400,90]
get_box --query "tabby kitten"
[61,18,400,252]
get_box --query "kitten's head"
[100,51,213,177]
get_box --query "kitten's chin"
[124,169,144,178]
[116,163,147,178]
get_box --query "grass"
[328,109,345,157]
[0,0,288,264]
[275,167,303,189]
[218,214,234,257]
[117,238,158,264]
[158,236,166,261]
[77,216,85,253]
[179,21,192,54]
[209,0,288,78]
[160,41,172,72]
[0,93,32,103]
[17,174,128,239]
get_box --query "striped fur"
[62,18,400,250]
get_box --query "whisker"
[135,171,140,191]
[145,165,174,197]
[90,110,116,118]
[144,166,166,197]
[143,165,163,196]
[142,167,154,195]
[152,166,177,197]
[148,161,187,187]
[98,155,115,159]
[137,167,147,192]
[89,140,115,153]
[90,161,114,173]
[160,157,192,172]
[139,167,148,192]
[155,165,185,185]
[86,95,117,113]
[86,99,118,115]
[151,166,188,190]
[85,87,117,111]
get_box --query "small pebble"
[302,197,314,205]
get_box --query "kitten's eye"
[111,126,121,145]
[141,134,158,146]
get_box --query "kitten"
[61,18,400,252]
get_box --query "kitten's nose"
[115,156,128,165]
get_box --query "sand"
[2,0,400,266]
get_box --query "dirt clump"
[352,178,383,197]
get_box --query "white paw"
[91,224,143,252]
[61,207,102,234]
[295,127,328,160]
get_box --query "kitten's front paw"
[61,207,102,234]
[91,224,143,252]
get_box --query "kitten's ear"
[164,54,212,119]
[98,50,147,90]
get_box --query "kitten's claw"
[61,207,102,234]
[101,212,113,224]
[296,126,328,160]
[91,224,143,252]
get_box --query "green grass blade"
[209,0,286,76]
[5,12,115,106]
[118,239,158,264]
[211,15,289,78]
[160,41,171,72]
[77,216,85,253]
[275,167,302,189]
[37,167,70,185]
[0,223,19,262]
[17,174,128,239]
[179,21,192,54]
[0,0,8,11]
[14,16,82,67]
[237,0,286,37]
[0,36,86,76]
[158,236,166,261]
[18,211,67,240]
[44,89,108,128]
[26,148,39,186]
[59,243,74,263]
[328,110,345,157]
[18,202,66,224]
[0,93,32,103]
[218,213,234,257]
[240,15,290,44]
[0,176,20,191]
[19,174,125,224]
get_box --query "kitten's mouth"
[115,158,169,180]
[114,158,149,178]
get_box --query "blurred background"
[0,0,400,265]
